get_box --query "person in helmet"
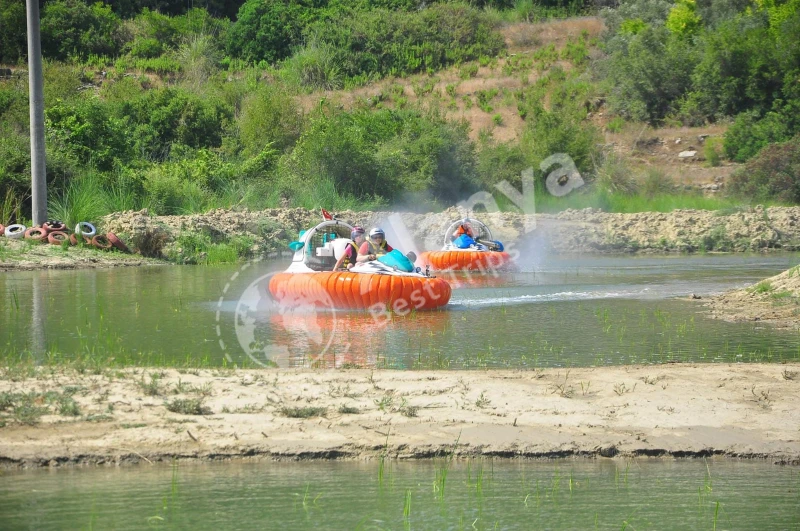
[332,226,366,271]
[357,227,394,262]
[452,220,475,240]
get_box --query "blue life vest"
[377,250,414,272]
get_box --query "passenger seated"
[357,227,394,262]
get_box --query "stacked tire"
[1,220,130,253]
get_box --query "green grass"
[280,406,327,418]
[165,398,211,415]
[531,189,750,214]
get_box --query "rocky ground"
[704,265,800,329]
[0,237,161,271]
[1,364,798,468]
[96,205,800,261]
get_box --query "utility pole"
[27,0,47,225]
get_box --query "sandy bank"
[1,364,798,468]
[704,265,800,329]
[3,206,800,271]
[104,205,800,257]
[0,238,163,271]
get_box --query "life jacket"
[366,239,388,256]
[455,225,473,238]
[342,241,358,267]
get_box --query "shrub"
[603,25,698,123]
[281,40,344,91]
[279,107,479,204]
[118,88,232,161]
[40,0,121,61]
[306,4,505,81]
[476,139,527,188]
[521,104,600,177]
[45,97,132,171]
[703,137,723,167]
[727,134,800,203]
[724,109,794,163]
[639,167,675,197]
[0,0,26,63]
[238,84,304,156]
[226,0,311,64]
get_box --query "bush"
[40,0,122,61]
[238,84,304,156]
[305,4,505,81]
[0,0,26,63]
[689,16,779,121]
[281,41,344,91]
[727,134,800,203]
[118,88,232,161]
[723,110,792,162]
[45,97,132,171]
[603,25,698,123]
[226,0,312,64]
[279,107,479,204]
[521,104,600,177]
[704,137,723,167]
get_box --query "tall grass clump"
[282,40,344,92]
[48,172,109,227]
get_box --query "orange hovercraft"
[268,219,451,311]
[416,217,514,272]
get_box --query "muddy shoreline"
[1,364,798,469]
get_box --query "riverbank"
[704,265,800,329]
[3,206,800,271]
[1,364,798,468]
[0,238,163,271]
[101,205,800,259]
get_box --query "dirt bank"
[4,206,799,271]
[100,205,800,259]
[1,364,798,468]
[0,237,162,271]
[704,265,800,329]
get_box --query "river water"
[1,459,797,529]
[1,254,797,368]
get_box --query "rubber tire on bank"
[24,227,47,242]
[92,234,112,250]
[69,233,91,246]
[74,222,97,238]
[48,231,69,245]
[4,224,26,239]
[106,232,130,253]
[43,220,67,232]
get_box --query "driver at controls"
[357,227,394,263]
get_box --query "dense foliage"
[600,0,800,161]
[1,0,799,227]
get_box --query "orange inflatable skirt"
[417,251,513,271]
[268,272,451,311]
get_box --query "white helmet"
[369,227,385,239]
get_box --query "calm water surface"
[1,254,798,368]
[0,459,797,530]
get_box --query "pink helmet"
[351,226,366,239]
